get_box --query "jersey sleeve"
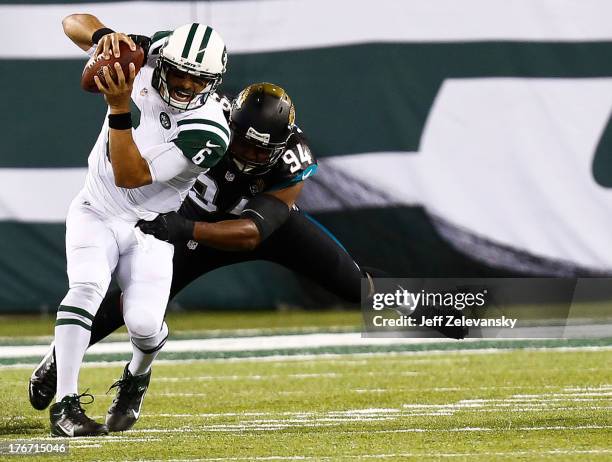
[141,143,193,183]
[265,128,318,191]
[147,30,171,64]
[171,117,230,169]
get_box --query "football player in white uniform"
[49,14,229,437]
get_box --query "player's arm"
[62,13,136,56]
[62,13,106,51]
[64,15,147,187]
[107,118,152,189]
[212,132,316,249]
[137,182,303,251]
[193,182,304,250]
[93,63,152,189]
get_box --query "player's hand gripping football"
[137,212,195,243]
[93,32,138,112]
[94,61,135,112]
[95,32,136,60]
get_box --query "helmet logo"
[288,104,296,125]
[234,87,251,109]
[246,127,270,144]
[159,112,171,129]
[221,48,228,70]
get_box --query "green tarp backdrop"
[1,1,612,312]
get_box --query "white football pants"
[55,191,173,398]
[60,190,174,331]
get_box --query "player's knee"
[130,321,169,352]
[124,308,164,339]
[62,282,106,313]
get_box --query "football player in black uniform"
[29,83,465,430]
[139,83,358,304]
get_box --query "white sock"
[54,323,91,401]
[128,322,168,376]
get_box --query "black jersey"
[179,96,317,222]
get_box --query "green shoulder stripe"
[177,118,230,139]
[151,30,172,44]
[149,30,172,56]
[172,129,228,168]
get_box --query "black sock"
[88,289,125,346]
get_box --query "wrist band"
[183,218,196,241]
[108,113,132,130]
[92,27,115,44]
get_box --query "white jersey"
[82,50,229,221]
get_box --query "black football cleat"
[29,344,57,410]
[106,364,151,432]
[50,393,108,437]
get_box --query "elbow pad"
[241,194,290,242]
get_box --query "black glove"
[136,212,194,243]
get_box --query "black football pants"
[88,211,362,345]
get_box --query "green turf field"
[0,310,362,339]
[0,346,610,459]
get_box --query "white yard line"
[1,344,611,370]
[121,449,612,462]
[155,372,344,382]
[86,387,608,429]
[126,423,612,434]
[0,333,475,359]
[3,332,611,360]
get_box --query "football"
[81,42,145,93]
